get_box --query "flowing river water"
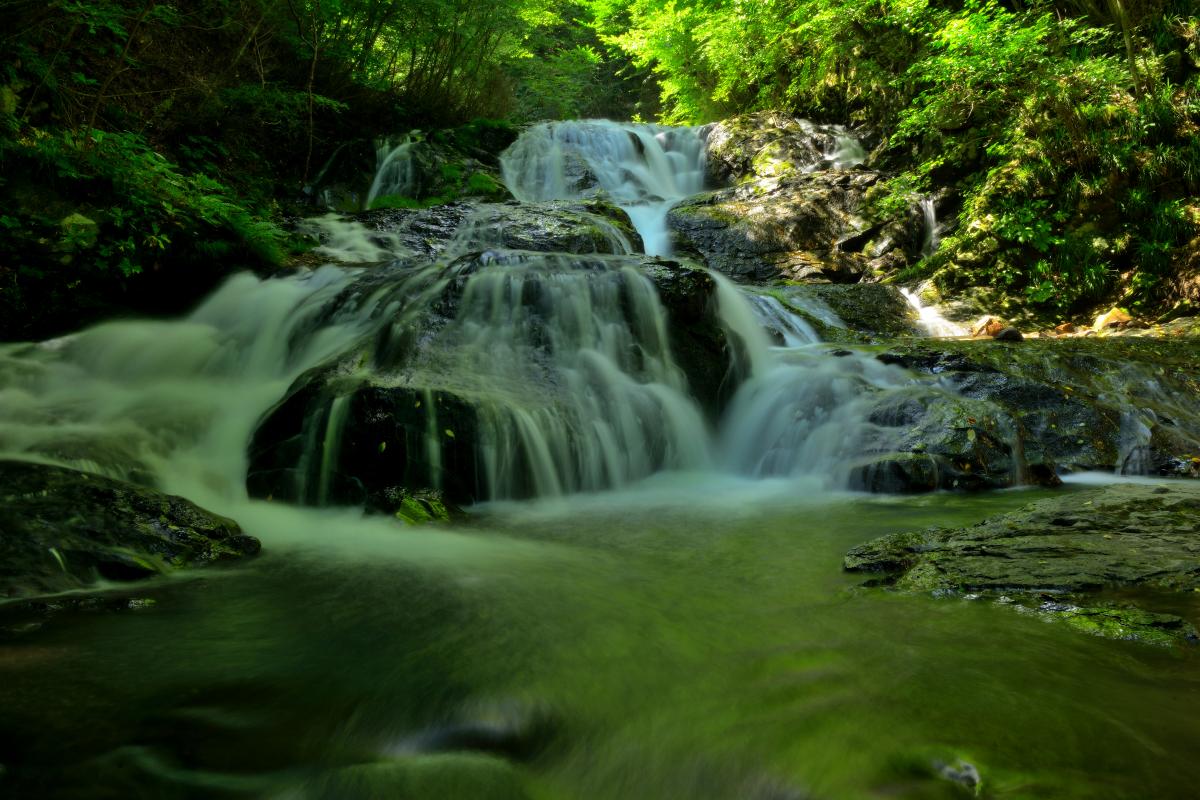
[1,121,1199,799]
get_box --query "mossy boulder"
[0,460,259,601]
[874,337,1200,477]
[848,390,1022,492]
[667,171,887,283]
[248,255,735,507]
[789,284,921,341]
[699,112,866,186]
[321,198,642,263]
[845,482,1200,645]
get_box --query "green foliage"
[588,0,1200,315]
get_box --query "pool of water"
[2,477,1198,799]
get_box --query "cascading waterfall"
[0,267,376,508]
[0,116,1040,511]
[367,135,418,208]
[433,252,711,497]
[920,197,941,257]
[500,120,706,256]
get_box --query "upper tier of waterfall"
[500,120,706,257]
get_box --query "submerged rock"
[0,460,259,601]
[845,482,1200,644]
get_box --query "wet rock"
[699,112,865,186]
[993,326,1023,342]
[874,338,1200,476]
[852,390,1021,491]
[848,453,942,493]
[667,171,891,283]
[248,256,735,507]
[248,376,483,508]
[845,482,1200,644]
[781,284,920,342]
[1093,307,1133,330]
[0,460,258,600]
[351,199,642,260]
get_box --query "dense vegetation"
[0,0,634,338]
[1,0,1197,337]
[588,0,1200,318]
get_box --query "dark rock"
[0,460,258,601]
[993,327,1023,341]
[848,453,942,493]
[872,338,1200,476]
[852,389,1020,492]
[248,256,736,507]
[667,171,886,283]
[341,198,642,262]
[786,284,921,341]
[845,482,1200,644]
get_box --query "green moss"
[394,491,451,525]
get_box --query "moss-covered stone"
[845,482,1200,645]
[874,337,1200,476]
[0,460,259,601]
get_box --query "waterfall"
[901,287,967,338]
[367,135,418,208]
[920,198,941,257]
[500,120,706,256]
[0,116,981,509]
[0,267,376,507]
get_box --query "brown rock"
[1054,322,1076,335]
[971,316,1007,337]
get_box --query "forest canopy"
[1,0,1197,336]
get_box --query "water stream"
[1,120,1198,799]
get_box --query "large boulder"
[299,199,642,265]
[698,112,867,186]
[785,284,921,341]
[667,171,884,283]
[0,460,259,601]
[677,112,931,285]
[845,482,1200,645]
[875,338,1200,477]
[248,255,737,507]
[848,389,1022,492]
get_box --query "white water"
[0,267,374,510]
[500,120,706,257]
[920,197,941,258]
[367,135,418,208]
[901,286,968,338]
[0,117,1073,512]
[298,214,411,263]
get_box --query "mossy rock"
[0,460,259,601]
[845,482,1200,645]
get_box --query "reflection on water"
[2,480,1198,799]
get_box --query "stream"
[1,121,1198,799]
